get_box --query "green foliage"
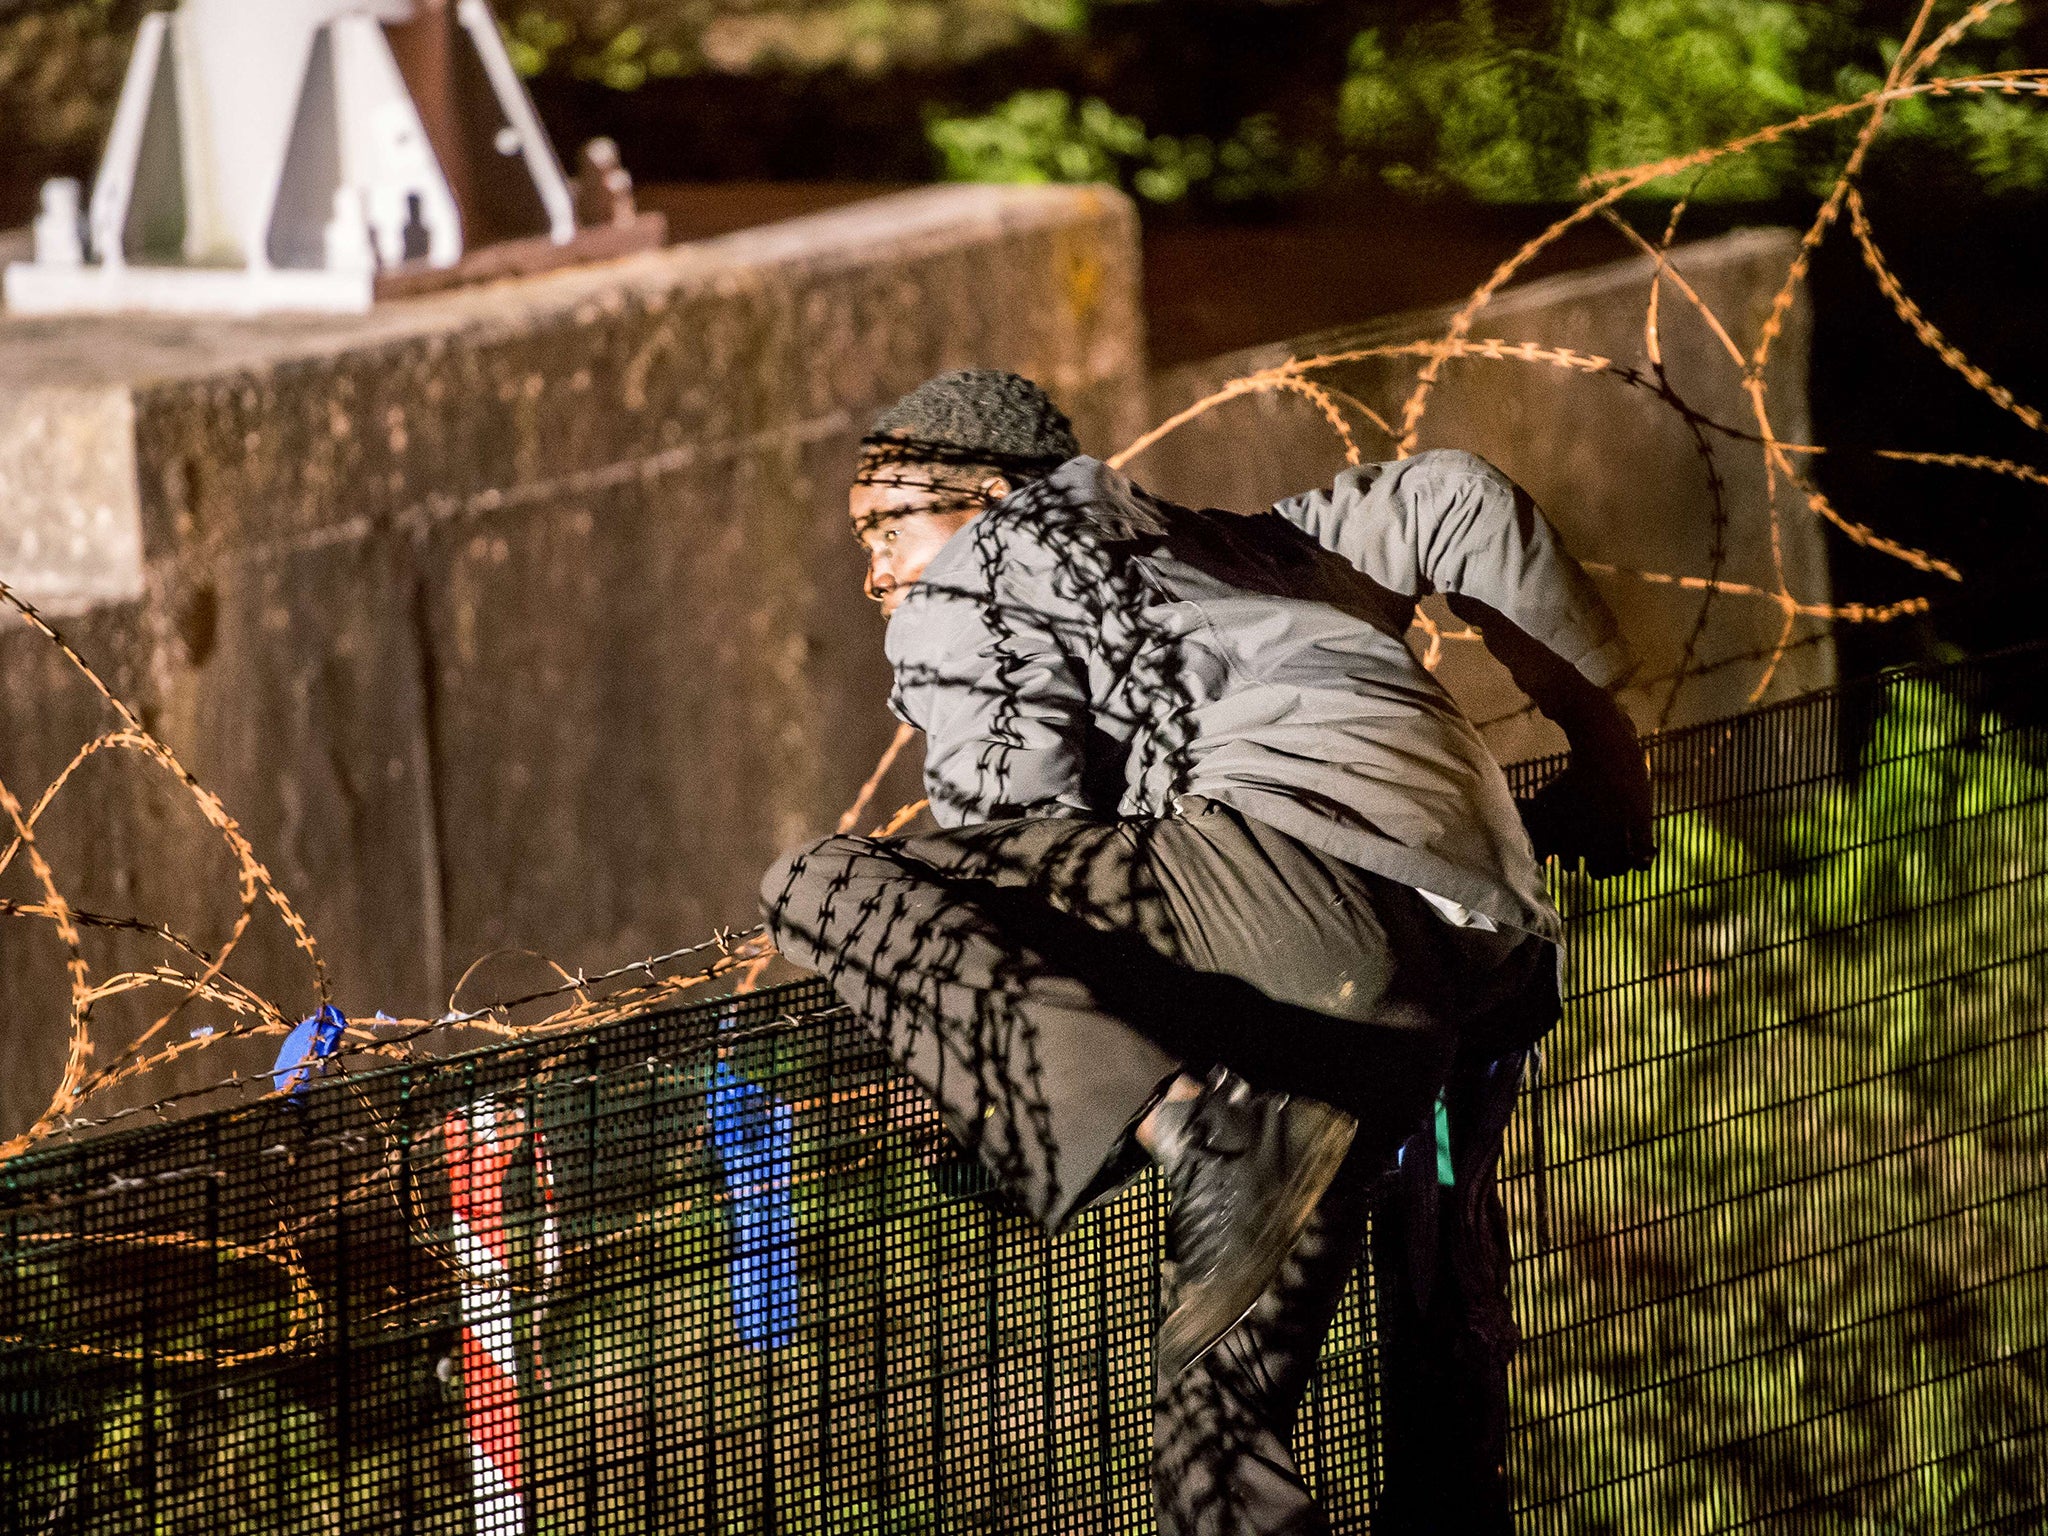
[7,0,2042,214]
[1955,91,2048,193]
[929,89,1149,186]
[1339,0,2048,201]
[501,0,1070,83]
[504,5,692,84]
[1578,0,1815,198]
[1827,6,2048,196]
[928,89,1321,208]
[0,0,148,197]
[923,3,2047,207]
[1519,679,2048,1526]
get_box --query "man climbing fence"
[762,368,1655,1534]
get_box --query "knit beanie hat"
[858,369,1080,482]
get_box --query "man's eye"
[883,530,898,544]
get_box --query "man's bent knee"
[759,834,872,969]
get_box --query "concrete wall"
[0,206,1826,1145]
[1135,227,1833,763]
[0,184,1146,1139]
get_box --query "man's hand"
[1519,747,1656,877]
[1446,595,1657,878]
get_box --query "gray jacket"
[884,453,1632,941]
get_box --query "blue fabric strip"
[270,1004,346,1098]
[706,1060,797,1350]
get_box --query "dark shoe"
[1151,1068,1357,1379]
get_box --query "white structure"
[4,0,576,316]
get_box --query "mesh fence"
[1499,644,2048,1534]
[2,646,2044,1535]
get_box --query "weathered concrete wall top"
[0,184,1145,1140]
[1135,227,1832,763]
[1,183,1141,608]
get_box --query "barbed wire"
[1115,62,2048,670]
[4,0,2046,1355]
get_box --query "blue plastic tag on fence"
[271,1005,346,1097]
[707,1059,797,1350]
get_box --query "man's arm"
[1274,451,1631,687]
[1274,451,1654,874]
[885,518,1097,827]
[1441,593,1656,875]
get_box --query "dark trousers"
[762,799,1555,1533]
[1371,1048,1532,1533]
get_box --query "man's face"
[850,470,1008,618]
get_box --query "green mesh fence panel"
[2,647,2044,1534]
[1501,647,2048,1534]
